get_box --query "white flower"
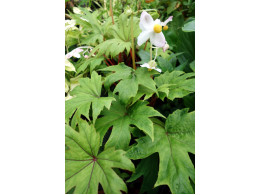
[73,7,83,15]
[65,20,77,31]
[137,11,173,48]
[141,60,162,73]
[65,58,76,72]
[66,48,84,59]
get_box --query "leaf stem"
[104,54,113,65]
[104,59,110,66]
[130,14,136,69]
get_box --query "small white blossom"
[66,48,84,59]
[141,60,162,73]
[65,20,78,31]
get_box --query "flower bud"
[148,60,157,68]
[124,6,133,16]
[150,11,160,20]
[163,43,169,52]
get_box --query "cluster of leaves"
[65,0,195,194]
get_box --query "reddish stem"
[148,94,158,107]
[104,59,110,66]
[130,49,133,62]
[118,53,123,63]
[104,54,114,65]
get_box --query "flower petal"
[163,43,169,52]
[66,48,84,59]
[75,48,84,53]
[139,11,154,31]
[155,68,162,73]
[66,53,72,59]
[161,16,173,26]
[154,19,161,25]
[137,30,152,46]
[150,32,166,48]
[140,63,150,68]
[73,53,81,58]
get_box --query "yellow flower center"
[148,68,152,71]
[153,24,162,33]
[163,25,168,31]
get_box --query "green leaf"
[91,39,131,58]
[131,85,155,105]
[136,50,150,65]
[165,13,195,63]
[95,98,164,150]
[157,52,184,72]
[127,109,195,194]
[110,13,141,41]
[182,19,195,32]
[65,58,76,72]
[65,121,134,194]
[90,13,140,58]
[127,153,159,193]
[175,60,188,71]
[155,71,195,101]
[76,56,105,73]
[69,13,92,30]
[101,64,157,104]
[65,71,115,125]
[190,60,195,72]
[81,34,103,45]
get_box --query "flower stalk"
[131,13,136,70]
[110,0,115,24]
[150,42,152,61]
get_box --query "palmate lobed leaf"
[90,39,132,58]
[127,109,195,194]
[110,13,141,41]
[100,64,158,104]
[155,70,195,101]
[89,12,140,58]
[95,97,165,150]
[76,56,105,73]
[65,71,115,126]
[65,120,135,194]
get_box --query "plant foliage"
[65,0,195,193]
[127,109,195,194]
[65,121,134,194]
